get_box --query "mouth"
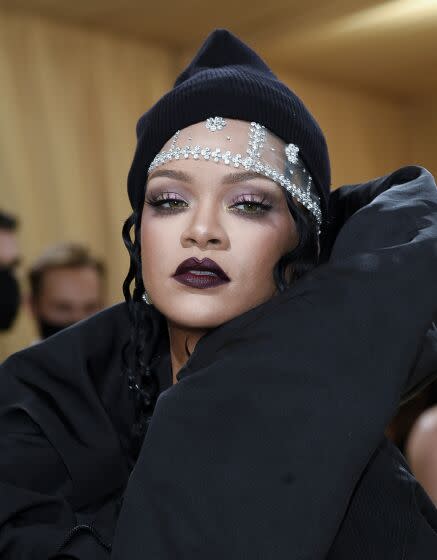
[172,257,230,289]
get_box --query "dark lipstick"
[172,257,230,289]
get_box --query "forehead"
[149,117,287,191]
[41,266,100,293]
[159,118,284,154]
[147,162,286,200]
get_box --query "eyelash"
[144,192,273,217]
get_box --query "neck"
[167,321,209,384]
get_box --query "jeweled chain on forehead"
[147,120,322,231]
[247,122,266,159]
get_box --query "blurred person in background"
[385,343,437,507]
[0,210,20,332]
[404,402,437,506]
[28,241,105,339]
[386,380,437,455]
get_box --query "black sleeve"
[0,303,131,559]
[111,166,437,559]
[0,360,114,559]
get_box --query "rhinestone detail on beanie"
[205,117,227,131]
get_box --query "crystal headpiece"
[147,118,322,232]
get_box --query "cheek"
[229,217,296,283]
[140,212,160,277]
[140,211,182,280]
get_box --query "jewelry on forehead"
[285,144,299,165]
[147,118,322,232]
[206,117,227,131]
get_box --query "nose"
[181,201,228,250]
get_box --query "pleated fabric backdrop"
[0,11,174,359]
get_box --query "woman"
[1,30,437,559]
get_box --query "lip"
[172,256,230,289]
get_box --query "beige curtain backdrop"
[278,71,410,186]
[1,11,436,360]
[0,11,174,360]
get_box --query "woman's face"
[140,123,298,330]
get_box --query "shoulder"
[406,404,437,472]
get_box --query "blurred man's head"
[0,211,20,269]
[29,242,105,339]
[0,210,20,331]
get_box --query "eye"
[144,192,188,213]
[229,194,273,216]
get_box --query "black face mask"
[0,266,20,331]
[36,317,76,340]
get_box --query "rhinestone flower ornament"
[285,144,299,165]
[205,117,227,131]
[148,117,322,232]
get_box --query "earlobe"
[142,290,153,306]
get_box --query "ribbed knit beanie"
[127,29,331,224]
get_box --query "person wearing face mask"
[28,242,106,339]
[0,30,437,560]
[0,210,20,332]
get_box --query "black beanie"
[127,29,331,222]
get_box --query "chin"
[158,300,241,330]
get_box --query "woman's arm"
[112,166,437,559]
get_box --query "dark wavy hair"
[122,190,320,458]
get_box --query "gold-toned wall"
[1,11,435,360]
[0,11,174,359]
[408,99,437,181]
[278,71,410,187]
[278,74,437,189]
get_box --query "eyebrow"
[147,169,272,185]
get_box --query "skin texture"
[0,230,19,268]
[30,266,104,328]
[405,404,437,506]
[141,122,298,382]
